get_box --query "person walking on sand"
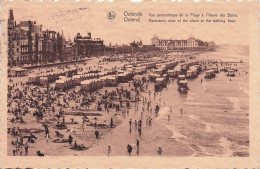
[138,119,142,129]
[44,126,49,138]
[13,147,16,156]
[82,120,85,132]
[127,144,133,156]
[95,130,99,139]
[134,120,137,130]
[108,146,111,156]
[157,147,163,155]
[74,141,77,148]
[129,119,132,129]
[46,133,49,143]
[180,108,183,117]
[24,143,29,155]
[110,117,113,128]
[69,134,73,145]
[136,139,140,155]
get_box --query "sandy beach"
[7,45,249,156]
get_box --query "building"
[8,9,64,66]
[73,32,105,58]
[130,40,143,48]
[151,35,215,51]
[151,36,168,50]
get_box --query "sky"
[2,1,249,46]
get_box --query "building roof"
[156,77,165,82]
[178,75,186,78]
[81,80,92,85]
[40,77,48,80]
[56,79,65,83]
[179,80,187,83]
[10,68,27,72]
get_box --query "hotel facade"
[151,35,215,51]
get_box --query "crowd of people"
[7,52,197,156]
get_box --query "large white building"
[151,35,215,51]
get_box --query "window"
[16,48,19,53]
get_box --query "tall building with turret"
[7,9,65,66]
[8,9,15,29]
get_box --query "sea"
[156,45,249,156]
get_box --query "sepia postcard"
[0,0,259,168]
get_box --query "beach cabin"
[53,73,59,81]
[125,65,133,70]
[204,70,216,79]
[195,65,202,73]
[66,78,74,88]
[92,79,102,89]
[177,75,186,84]
[126,67,133,73]
[141,66,147,73]
[100,76,108,86]
[118,73,127,83]
[173,66,182,77]
[178,80,189,93]
[94,73,99,78]
[155,77,165,87]
[59,76,67,80]
[160,64,167,73]
[27,75,39,85]
[67,69,77,77]
[149,73,161,82]
[59,72,66,77]
[9,68,27,77]
[145,62,156,69]
[224,66,231,72]
[91,79,97,90]
[47,73,56,82]
[84,74,90,80]
[135,67,144,74]
[162,74,169,81]
[107,76,118,86]
[212,67,219,73]
[186,70,196,79]
[156,63,163,69]
[227,70,235,77]
[126,71,133,80]
[154,68,164,75]
[88,73,93,79]
[55,79,65,90]
[180,63,188,71]
[73,75,82,85]
[81,80,93,91]
[98,72,105,78]
[40,77,49,86]
[167,69,174,77]
[97,79,102,88]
